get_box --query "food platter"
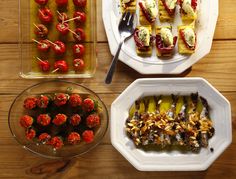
[8,81,109,158]
[19,0,97,78]
[110,78,232,171]
[102,0,219,74]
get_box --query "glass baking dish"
[19,0,97,78]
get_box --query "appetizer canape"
[20,115,34,128]
[37,114,51,126]
[82,130,94,143]
[53,60,69,73]
[38,133,51,144]
[178,25,196,54]
[34,24,48,39]
[179,0,198,21]
[121,0,137,13]
[73,58,85,71]
[73,44,85,57]
[86,114,100,128]
[56,23,69,35]
[73,0,87,7]
[33,39,51,52]
[36,57,51,72]
[72,28,86,42]
[50,136,64,149]
[126,94,215,152]
[24,97,37,110]
[68,132,81,145]
[139,0,158,25]
[38,8,53,24]
[54,93,69,106]
[158,0,177,22]
[134,26,153,57]
[83,98,95,112]
[52,114,67,126]
[70,114,82,126]
[73,11,86,24]
[37,95,50,108]
[26,128,36,140]
[156,26,177,56]
[47,40,66,55]
[69,94,82,107]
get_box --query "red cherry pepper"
[73,0,87,7]
[73,59,85,71]
[52,41,66,55]
[55,0,68,7]
[26,128,36,140]
[70,114,81,126]
[34,24,48,38]
[68,132,81,145]
[38,133,51,144]
[20,115,34,128]
[83,98,95,112]
[35,0,48,5]
[86,114,100,128]
[73,44,85,57]
[82,130,94,143]
[37,95,50,108]
[37,40,51,52]
[69,94,82,107]
[56,23,69,35]
[73,28,85,42]
[54,60,69,73]
[38,59,50,72]
[57,12,68,22]
[50,136,64,149]
[38,8,53,24]
[73,11,86,24]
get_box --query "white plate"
[110,78,232,171]
[102,0,219,74]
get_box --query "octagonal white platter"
[110,78,232,171]
[102,0,219,74]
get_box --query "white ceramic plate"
[110,78,232,171]
[102,0,218,74]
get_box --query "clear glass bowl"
[8,81,108,159]
[19,0,97,78]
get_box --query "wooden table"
[0,0,235,178]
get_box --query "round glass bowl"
[8,81,109,159]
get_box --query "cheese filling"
[160,27,173,46]
[165,0,177,10]
[142,0,158,19]
[183,27,195,47]
[182,0,195,16]
[138,27,150,46]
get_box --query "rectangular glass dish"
[19,0,97,78]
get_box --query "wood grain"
[0,93,236,178]
[0,0,236,42]
[0,41,236,93]
[0,0,236,178]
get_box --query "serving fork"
[105,12,135,84]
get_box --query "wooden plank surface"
[0,0,236,178]
[0,0,236,42]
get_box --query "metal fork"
[105,12,135,84]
